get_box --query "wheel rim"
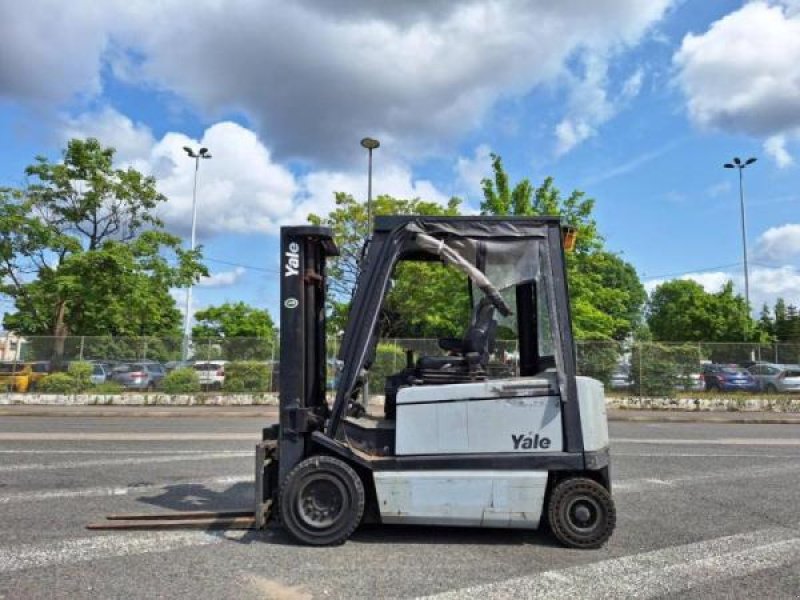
[564,494,602,534]
[295,474,347,529]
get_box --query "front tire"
[279,455,365,546]
[547,477,616,549]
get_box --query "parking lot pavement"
[0,417,798,599]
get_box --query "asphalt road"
[0,415,798,599]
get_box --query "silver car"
[111,362,166,391]
[748,363,800,393]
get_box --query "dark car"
[702,364,758,392]
[111,362,166,391]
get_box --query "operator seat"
[417,297,498,377]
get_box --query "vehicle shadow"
[135,481,556,548]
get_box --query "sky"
[2,0,800,325]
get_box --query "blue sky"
[2,0,800,324]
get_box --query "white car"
[193,361,227,390]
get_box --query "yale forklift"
[260,215,615,548]
[91,215,615,548]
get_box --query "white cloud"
[764,135,794,168]
[756,223,800,261]
[61,107,156,164]
[4,1,673,165]
[61,107,452,235]
[455,144,492,199]
[645,224,800,309]
[674,2,800,165]
[197,267,246,288]
[554,58,645,156]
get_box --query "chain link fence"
[1,332,798,397]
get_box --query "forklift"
[260,215,615,548]
[91,215,615,548]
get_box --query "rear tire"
[766,384,778,394]
[547,477,616,549]
[279,455,364,546]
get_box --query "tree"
[480,154,644,340]
[0,138,206,359]
[192,302,276,360]
[647,280,755,342]
[193,302,275,338]
[308,193,471,338]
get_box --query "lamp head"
[360,137,380,150]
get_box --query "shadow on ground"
[136,481,555,548]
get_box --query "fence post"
[79,336,85,361]
[268,338,275,394]
[637,342,643,400]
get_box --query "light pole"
[360,137,380,237]
[182,145,212,359]
[359,137,379,406]
[723,156,756,313]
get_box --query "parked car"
[0,361,50,392]
[111,362,166,391]
[676,372,705,392]
[702,364,758,392]
[609,367,632,390]
[165,360,193,372]
[748,363,800,393]
[90,363,110,385]
[193,361,227,390]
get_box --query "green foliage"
[37,373,78,394]
[368,343,406,390]
[192,302,277,360]
[309,193,470,338]
[160,367,201,394]
[576,342,621,386]
[0,138,207,357]
[630,342,704,397]
[223,361,271,392]
[36,361,95,393]
[480,154,644,341]
[67,361,93,392]
[92,381,123,394]
[647,280,756,342]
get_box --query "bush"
[630,342,704,397]
[92,381,123,394]
[160,367,201,394]
[224,361,271,393]
[368,343,406,390]
[68,361,93,392]
[37,373,79,394]
[576,342,621,386]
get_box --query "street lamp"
[360,137,380,237]
[182,145,212,359]
[723,156,757,313]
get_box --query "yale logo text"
[511,432,551,450]
[284,242,300,277]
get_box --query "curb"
[608,414,800,425]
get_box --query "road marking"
[0,475,252,504]
[0,530,247,573]
[614,437,800,446]
[614,460,800,493]
[0,433,258,441]
[423,526,800,599]
[0,452,251,473]
[615,451,800,458]
[0,449,249,455]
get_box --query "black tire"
[766,384,778,394]
[547,477,616,549]
[279,455,365,546]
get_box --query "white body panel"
[395,377,562,455]
[374,470,548,528]
[576,375,609,452]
